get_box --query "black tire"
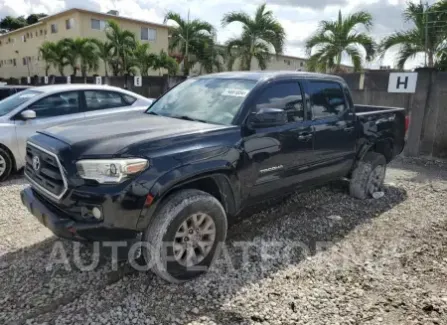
[0,148,13,182]
[142,189,228,283]
[349,152,387,199]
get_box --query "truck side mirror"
[249,108,288,129]
[21,109,36,120]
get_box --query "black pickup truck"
[20,71,407,283]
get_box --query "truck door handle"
[298,133,313,141]
[344,127,354,133]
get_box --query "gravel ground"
[1,156,447,325]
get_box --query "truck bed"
[354,104,405,115]
[354,104,407,160]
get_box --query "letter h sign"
[388,72,418,93]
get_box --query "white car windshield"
[0,89,42,116]
[147,78,257,125]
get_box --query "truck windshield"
[0,89,42,117]
[147,78,256,125]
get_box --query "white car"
[0,84,153,181]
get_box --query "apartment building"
[0,8,169,78]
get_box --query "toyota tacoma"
[20,72,407,283]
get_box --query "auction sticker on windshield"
[222,88,250,97]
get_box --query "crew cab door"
[15,91,85,158]
[305,80,356,180]
[243,80,314,202]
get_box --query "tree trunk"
[183,56,189,76]
[428,51,434,68]
[104,62,108,77]
[335,52,342,73]
[59,66,65,76]
[184,40,189,76]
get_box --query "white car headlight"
[76,158,148,183]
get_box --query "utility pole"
[424,1,429,67]
[185,8,190,76]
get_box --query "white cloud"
[0,0,428,69]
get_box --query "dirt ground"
[0,156,446,325]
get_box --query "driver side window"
[28,91,80,118]
[255,81,304,123]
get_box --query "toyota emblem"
[32,155,41,172]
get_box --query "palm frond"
[396,44,421,69]
[342,10,373,32]
[344,46,362,72]
[346,33,376,60]
[163,11,185,27]
[221,12,253,28]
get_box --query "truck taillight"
[405,115,410,133]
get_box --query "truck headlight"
[76,158,148,184]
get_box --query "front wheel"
[349,152,387,199]
[0,148,13,182]
[142,189,228,283]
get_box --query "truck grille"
[24,142,67,201]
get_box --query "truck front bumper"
[20,187,140,242]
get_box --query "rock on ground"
[0,157,446,325]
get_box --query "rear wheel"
[143,189,228,283]
[349,152,386,199]
[0,148,13,182]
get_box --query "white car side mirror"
[21,110,36,120]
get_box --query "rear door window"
[84,90,129,111]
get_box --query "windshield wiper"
[170,115,208,124]
[146,111,159,116]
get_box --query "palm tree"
[164,11,214,76]
[133,42,152,76]
[150,50,179,76]
[221,3,286,71]
[38,42,56,76]
[105,20,137,75]
[379,2,447,69]
[39,41,68,76]
[91,40,113,77]
[62,38,100,77]
[193,42,226,74]
[305,10,375,73]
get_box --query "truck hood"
[39,111,229,157]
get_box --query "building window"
[300,62,304,67]
[40,29,43,35]
[44,29,47,35]
[141,27,156,41]
[13,58,16,66]
[23,57,27,66]
[91,19,106,30]
[35,31,38,37]
[66,18,74,30]
[284,59,291,66]
[51,24,58,33]
[22,35,26,42]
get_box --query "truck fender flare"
[136,161,239,230]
